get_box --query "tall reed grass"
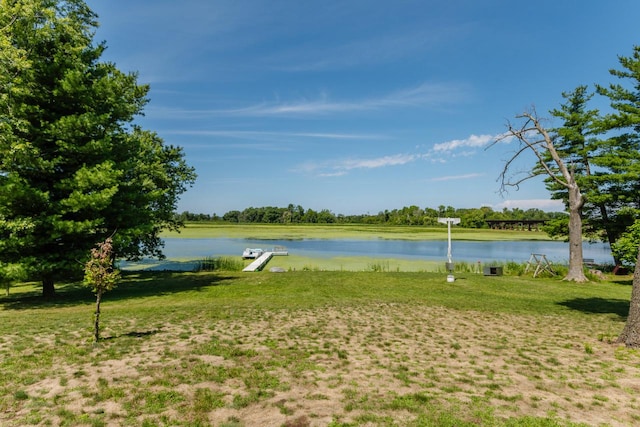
[193,256,245,272]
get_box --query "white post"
[437,217,461,282]
[446,220,452,263]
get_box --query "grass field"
[161,223,554,242]
[1,269,638,426]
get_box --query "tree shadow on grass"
[101,329,161,341]
[557,297,629,321]
[0,271,237,310]
[610,278,633,287]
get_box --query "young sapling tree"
[0,263,26,296]
[84,238,120,342]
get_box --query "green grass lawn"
[162,222,553,241]
[1,269,638,426]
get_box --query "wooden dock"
[243,252,274,272]
[242,247,288,272]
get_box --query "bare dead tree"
[491,108,588,282]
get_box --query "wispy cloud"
[430,173,485,182]
[162,130,387,153]
[293,131,502,178]
[274,33,427,72]
[163,129,385,140]
[433,134,495,152]
[169,82,470,118]
[339,154,418,170]
[318,171,348,178]
[296,153,420,176]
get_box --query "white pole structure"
[437,217,461,281]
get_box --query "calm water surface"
[121,237,613,270]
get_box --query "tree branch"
[494,108,572,193]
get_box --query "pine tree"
[0,0,196,297]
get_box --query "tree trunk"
[42,276,55,298]
[564,184,588,282]
[94,290,103,342]
[617,247,640,347]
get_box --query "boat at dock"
[242,248,264,259]
[242,246,289,272]
[242,246,288,259]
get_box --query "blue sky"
[88,1,639,216]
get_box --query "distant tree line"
[174,204,566,229]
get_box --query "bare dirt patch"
[10,303,640,426]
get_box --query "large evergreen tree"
[618,246,640,348]
[535,49,640,268]
[592,46,640,251]
[0,0,196,297]
[542,86,598,210]
[538,86,601,250]
[596,46,640,347]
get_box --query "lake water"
[119,237,613,271]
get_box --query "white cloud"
[339,154,418,170]
[290,130,504,179]
[318,171,348,178]
[430,173,484,182]
[296,153,419,176]
[146,82,470,119]
[217,82,469,117]
[433,134,494,152]
[163,129,384,140]
[161,129,388,152]
[227,99,360,116]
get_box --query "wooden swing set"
[524,253,556,278]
